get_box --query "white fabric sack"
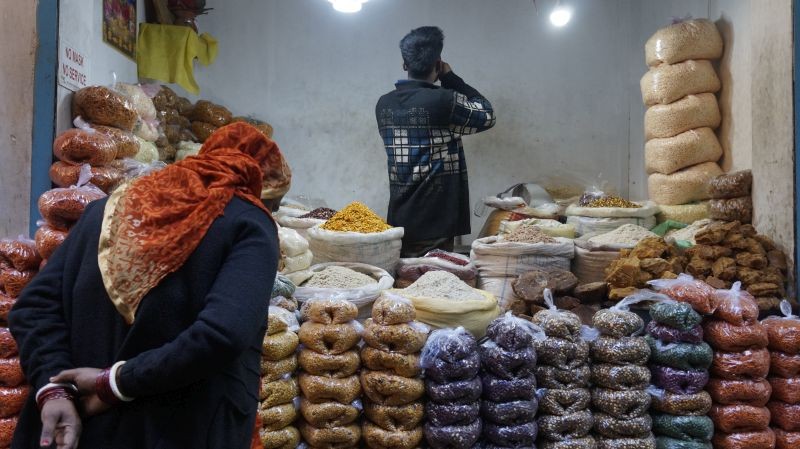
[572,234,630,284]
[291,262,395,321]
[483,196,527,211]
[306,225,404,274]
[278,226,309,258]
[470,236,574,278]
[566,215,657,237]
[277,215,326,240]
[477,276,520,313]
[282,250,312,274]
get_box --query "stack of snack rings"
[590,301,656,449]
[259,307,301,449]
[421,327,482,449]
[479,312,541,448]
[762,300,800,449]
[0,238,38,447]
[646,300,714,449]
[703,283,775,449]
[297,299,364,449]
[361,295,428,449]
[532,290,596,449]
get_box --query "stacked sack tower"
[646,299,714,449]
[421,327,483,449]
[533,290,595,449]
[704,284,775,449]
[479,313,541,448]
[0,240,40,446]
[590,298,656,449]
[762,302,800,449]
[297,298,363,448]
[259,307,301,449]
[641,19,725,209]
[361,295,427,449]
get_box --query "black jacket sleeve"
[117,209,278,397]
[440,71,496,135]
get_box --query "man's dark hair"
[399,26,444,79]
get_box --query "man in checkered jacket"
[376,26,496,258]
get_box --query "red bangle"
[36,387,75,411]
[95,368,122,406]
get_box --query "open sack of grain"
[498,218,576,239]
[471,224,574,311]
[390,271,499,338]
[306,202,403,273]
[290,263,394,320]
[395,250,477,288]
[573,224,659,284]
[565,200,659,236]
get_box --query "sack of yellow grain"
[648,162,723,205]
[641,60,721,106]
[645,128,723,175]
[645,93,721,139]
[645,19,723,67]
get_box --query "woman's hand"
[80,393,111,417]
[40,398,81,449]
[50,368,103,395]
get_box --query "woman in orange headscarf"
[10,123,290,449]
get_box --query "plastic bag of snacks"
[711,282,759,326]
[649,299,703,331]
[189,100,232,127]
[134,137,159,164]
[708,170,752,200]
[647,162,724,206]
[38,166,107,230]
[652,414,714,442]
[53,127,117,167]
[770,376,800,404]
[49,162,123,194]
[109,158,167,181]
[644,93,721,140]
[650,365,709,395]
[710,348,771,380]
[711,429,776,449]
[640,60,721,106]
[531,289,585,341]
[0,237,41,271]
[115,83,157,121]
[86,123,139,159]
[709,197,753,224]
[648,387,712,416]
[191,121,217,142]
[645,128,723,176]
[646,321,703,344]
[705,378,772,407]
[709,404,771,434]
[648,274,716,315]
[134,119,160,142]
[762,300,800,355]
[702,320,768,352]
[72,85,138,131]
[769,351,800,378]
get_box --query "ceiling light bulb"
[550,6,572,27]
[330,0,363,13]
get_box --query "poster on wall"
[103,0,137,59]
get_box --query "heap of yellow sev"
[321,202,392,233]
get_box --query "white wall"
[56,0,144,132]
[193,0,635,243]
[0,2,37,237]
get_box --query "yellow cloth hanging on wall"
[137,23,218,95]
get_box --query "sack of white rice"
[656,202,710,224]
[645,19,723,66]
[645,93,721,140]
[648,162,723,205]
[645,128,723,175]
[641,60,721,106]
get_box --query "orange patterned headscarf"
[98,123,289,324]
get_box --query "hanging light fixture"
[329,0,368,13]
[549,0,572,27]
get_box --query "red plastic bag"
[38,166,106,230]
[648,274,716,315]
[72,85,138,131]
[712,282,759,325]
[775,429,800,449]
[34,224,68,261]
[0,328,17,359]
[709,405,771,433]
[769,377,800,404]
[0,358,24,387]
[0,237,41,271]
[0,268,35,298]
[706,378,771,407]
[712,429,776,449]
[53,128,117,166]
[768,401,800,431]
[762,301,800,355]
[704,320,768,352]
[49,162,123,194]
[710,348,771,380]
[0,386,28,418]
[770,351,800,377]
